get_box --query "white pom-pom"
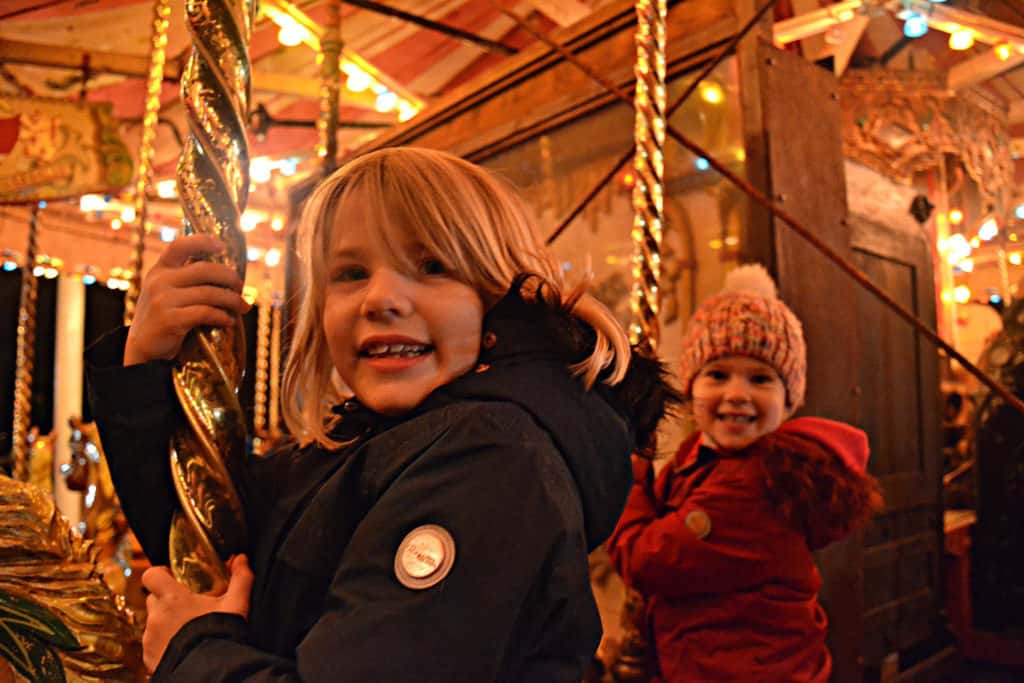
[721,264,778,299]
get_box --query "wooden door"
[849,216,946,681]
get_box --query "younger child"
[86,147,676,682]
[607,264,883,682]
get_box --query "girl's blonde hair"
[282,147,631,447]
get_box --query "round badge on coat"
[394,525,456,590]
[685,509,712,540]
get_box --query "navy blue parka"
[86,283,672,683]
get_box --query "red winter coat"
[607,417,877,683]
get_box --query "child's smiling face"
[690,355,790,452]
[322,189,484,416]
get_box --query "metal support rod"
[497,1,1024,418]
[344,0,516,55]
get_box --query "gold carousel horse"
[0,474,141,682]
[62,418,135,597]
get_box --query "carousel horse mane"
[63,418,128,562]
[0,475,141,682]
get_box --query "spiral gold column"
[124,0,172,325]
[627,0,666,358]
[616,1,666,680]
[169,0,255,594]
[317,1,342,176]
[11,205,41,482]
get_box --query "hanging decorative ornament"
[168,0,256,594]
[125,0,172,325]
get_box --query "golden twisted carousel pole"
[615,1,666,680]
[317,1,342,176]
[169,0,255,594]
[269,300,282,440]
[253,294,271,442]
[11,205,41,483]
[125,0,172,325]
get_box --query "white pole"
[52,275,84,525]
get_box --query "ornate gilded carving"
[170,0,255,594]
[0,475,141,682]
[840,70,1013,210]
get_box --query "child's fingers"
[167,260,245,292]
[165,285,251,316]
[172,305,240,333]
[157,234,226,269]
[222,555,254,616]
[141,566,177,596]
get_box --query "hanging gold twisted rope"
[628,0,667,357]
[125,0,172,325]
[11,205,41,482]
[169,0,255,594]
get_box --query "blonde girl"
[88,147,676,682]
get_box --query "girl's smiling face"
[690,355,791,452]
[322,190,484,416]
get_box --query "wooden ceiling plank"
[525,0,592,28]
[406,1,531,96]
[948,50,1024,91]
[773,0,864,45]
[0,37,181,80]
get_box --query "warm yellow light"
[277,18,307,47]
[398,100,418,122]
[699,82,724,104]
[957,258,974,273]
[948,29,975,51]
[953,285,971,304]
[995,43,1014,61]
[120,206,136,223]
[948,208,964,225]
[110,218,122,231]
[375,91,398,113]
[940,289,953,304]
[271,216,285,232]
[156,179,177,199]
[709,238,723,250]
[970,237,981,249]
[1010,233,1018,242]
[265,248,282,267]
[346,70,372,93]
[735,148,746,162]
[1010,252,1023,266]
[241,212,261,232]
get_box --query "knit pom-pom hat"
[679,264,807,408]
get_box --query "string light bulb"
[948,29,974,51]
[996,43,1014,61]
[903,14,928,39]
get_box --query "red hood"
[776,416,870,474]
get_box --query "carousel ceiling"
[0,0,1022,288]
